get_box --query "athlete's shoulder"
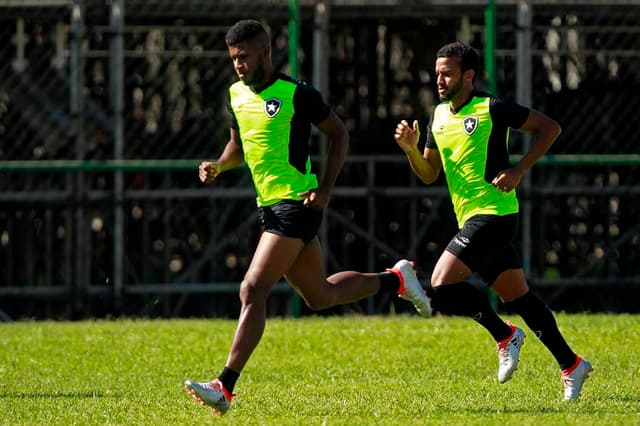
[272,73,312,89]
[433,101,449,113]
[486,93,530,128]
[472,90,493,99]
[468,91,495,107]
[274,72,298,84]
[229,79,250,96]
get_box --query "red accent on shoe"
[385,267,406,295]
[561,355,582,376]
[213,378,236,401]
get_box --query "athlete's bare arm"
[298,111,348,209]
[394,119,442,184]
[491,109,561,192]
[199,128,245,184]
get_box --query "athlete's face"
[228,41,270,88]
[435,56,473,104]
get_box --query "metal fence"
[1,1,639,319]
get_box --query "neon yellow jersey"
[229,73,330,206]
[426,92,529,227]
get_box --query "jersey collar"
[449,90,478,114]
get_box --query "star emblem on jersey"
[264,98,282,118]
[463,116,478,135]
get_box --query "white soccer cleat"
[184,378,235,414]
[496,322,525,383]
[561,356,593,401]
[387,259,432,318]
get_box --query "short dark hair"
[225,19,270,47]
[437,42,480,81]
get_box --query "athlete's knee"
[430,281,486,317]
[239,276,270,306]
[491,269,529,302]
[430,267,454,287]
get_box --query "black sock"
[432,282,512,341]
[505,291,577,369]
[378,271,400,294]
[218,366,240,393]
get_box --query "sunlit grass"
[1,314,638,425]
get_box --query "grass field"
[1,314,638,425]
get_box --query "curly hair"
[225,19,270,47]
[437,42,480,81]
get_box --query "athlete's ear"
[463,68,475,83]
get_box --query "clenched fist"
[199,161,222,184]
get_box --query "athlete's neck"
[450,86,475,113]
[249,70,274,93]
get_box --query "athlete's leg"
[490,268,529,302]
[430,250,513,341]
[184,231,307,410]
[431,249,473,285]
[284,236,386,311]
[494,269,577,369]
[493,268,592,398]
[225,232,305,374]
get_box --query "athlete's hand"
[298,188,329,209]
[394,120,420,153]
[199,161,222,184]
[492,167,524,192]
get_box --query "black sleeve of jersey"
[227,98,239,130]
[489,96,530,129]
[424,113,437,149]
[293,82,331,125]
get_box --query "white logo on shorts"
[454,236,470,248]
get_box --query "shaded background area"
[1,1,639,319]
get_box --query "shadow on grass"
[0,391,112,399]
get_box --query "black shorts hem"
[258,200,323,243]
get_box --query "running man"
[184,19,431,414]
[394,42,592,401]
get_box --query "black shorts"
[445,213,522,285]
[258,199,323,243]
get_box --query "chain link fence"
[1,1,639,319]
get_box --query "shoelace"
[496,338,511,354]
[496,334,517,364]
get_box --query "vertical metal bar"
[288,0,300,79]
[70,1,86,316]
[484,0,498,308]
[516,0,533,275]
[110,0,125,312]
[484,0,497,94]
[313,1,330,275]
[289,0,302,317]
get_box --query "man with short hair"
[184,19,431,414]
[394,41,592,401]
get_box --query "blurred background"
[0,0,639,320]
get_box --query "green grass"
[1,314,638,425]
